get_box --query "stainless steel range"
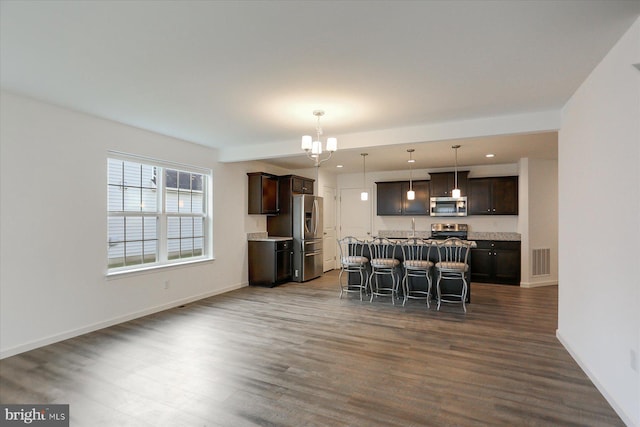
[430,223,468,240]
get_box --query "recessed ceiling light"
[336,164,343,168]
[485,154,495,158]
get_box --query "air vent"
[532,248,551,276]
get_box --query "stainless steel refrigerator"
[292,195,323,282]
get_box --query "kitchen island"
[347,238,476,303]
[378,229,522,286]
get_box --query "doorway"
[339,188,372,240]
[322,186,337,272]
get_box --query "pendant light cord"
[409,153,413,190]
[407,149,415,191]
[453,145,460,190]
[362,153,367,187]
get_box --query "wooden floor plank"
[0,270,623,426]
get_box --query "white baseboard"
[556,329,635,427]
[0,281,248,360]
[520,279,558,288]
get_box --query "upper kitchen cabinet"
[376,181,402,215]
[290,176,314,194]
[376,180,430,216]
[247,172,278,215]
[468,176,519,215]
[429,171,468,197]
[403,180,430,215]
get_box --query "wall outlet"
[164,280,170,290]
[631,349,638,372]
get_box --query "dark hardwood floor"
[0,270,623,426]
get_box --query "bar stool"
[400,238,434,307]
[368,237,401,304]
[435,237,472,312]
[337,236,370,300]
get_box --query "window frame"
[107,151,213,276]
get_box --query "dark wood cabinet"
[467,179,492,214]
[470,240,521,285]
[468,176,518,215]
[291,176,314,194]
[248,239,292,286]
[429,171,468,197]
[267,175,314,237]
[403,181,430,215]
[492,177,518,214]
[376,181,403,215]
[376,180,430,216]
[247,172,278,214]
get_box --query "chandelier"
[301,110,337,166]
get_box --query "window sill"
[106,257,215,280]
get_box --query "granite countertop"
[248,236,293,242]
[377,230,431,239]
[377,230,521,242]
[247,232,292,242]
[467,232,521,241]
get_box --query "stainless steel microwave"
[430,196,467,217]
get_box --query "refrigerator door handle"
[313,198,319,237]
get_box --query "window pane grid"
[167,217,205,260]
[108,216,158,268]
[108,156,209,272]
[166,169,205,214]
[108,160,158,213]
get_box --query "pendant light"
[451,144,461,198]
[360,153,369,201]
[406,149,415,200]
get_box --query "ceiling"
[265,132,559,173]
[1,1,638,173]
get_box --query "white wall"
[558,18,639,427]
[0,92,260,358]
[519,158,559,287]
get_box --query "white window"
[107,153,211,273]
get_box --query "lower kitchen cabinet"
[248,239,292,286]
[470,240,521,285]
